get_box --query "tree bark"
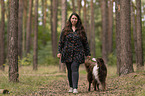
[108,0,113,54]
[90,0,95,57]
[51,0,58,58]
[131,1,138,67]
[59,0,67,73]
[61,0,67,30]
[115,0,121,75]
[22,0,28,56]
[26,0,33,54]
[136,0,144,70]
[9,0,19,82]
[43,0,47,27]
[42,0,44,27]
[33,0,38,70]
[6,0,11,63]
[18,0,24,59]
[100,0,108,64]
[41,0,47,45]
[83,0,87,32]
[42,0,47,28]
[77,0,81,16]
[0,0,5,71]
[72,0,76,12]
[120,0,134,75]
[83,0,90,43]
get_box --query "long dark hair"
[62,12,86,40]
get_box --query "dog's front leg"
[88,82,91,91]
[97,83,99,91]
[92,80,97,91]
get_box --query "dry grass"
[0,64,145,96]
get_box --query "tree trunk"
[42,0,44,27]
[83,0,89,43]
[115,0,121,75]
[108,0,113,54]
[33,0,38,70]
[77,0,81,16]
[42,0,47,28]
[26,0,33,54]
[43,0,47,27]
[72,0,76,12]
[83,0,87,32]
[90,0,95,57]
[100,0,108,64]
[51,0,58,58]
[136,0,144,70]
[18,0,24,59]
[119,0,134,75]
[50,0,53,53]
[41,0,47,45]
[0,0,5,71]
[131,1,138,67]
[9,0,19,82]
[6,0,11,62]
[59,0,67,73]
[22,0,28,56]
[61,0,67,30]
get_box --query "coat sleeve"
[82,33,91,56]
[58,30,65,54]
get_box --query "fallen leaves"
[28,70,145,96]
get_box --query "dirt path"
[29,72,145,96]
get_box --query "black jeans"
[66,61,80,89]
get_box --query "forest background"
[1,0,145,95]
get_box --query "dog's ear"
[97,58,104,65]
[99,58,104,63]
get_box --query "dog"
[84,57,107,91]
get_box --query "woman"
[57,13,91,94]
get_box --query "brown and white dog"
[84,57,107,91]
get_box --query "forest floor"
[1,65,145,96]
[28,65,145,96]
[33,73,145,96]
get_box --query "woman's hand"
[57,53,61,58]
[87,56,91,59]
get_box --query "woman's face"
[71,15,78,26]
